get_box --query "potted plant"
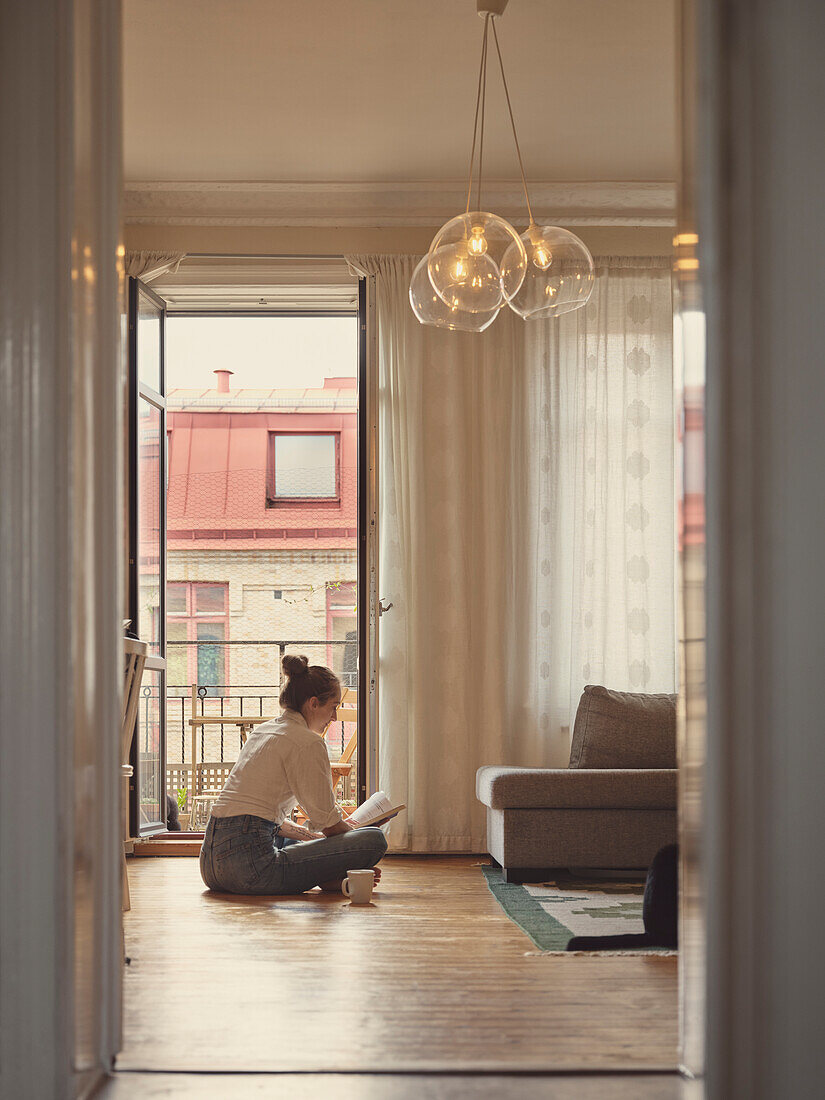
[176,786,191,831]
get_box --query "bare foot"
[373,866,382,885]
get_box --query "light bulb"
[528,225,552,271]
[453,256,469,281]
[533,244,552,270]
[468,225,488,255]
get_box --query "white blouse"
[208,709,343,831]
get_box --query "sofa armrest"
[476,766,677,810]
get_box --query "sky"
[166,316,358,391]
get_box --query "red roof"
[166,385,357,551]
[168,382,357,414]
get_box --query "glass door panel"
[137,669,162,827]
[129,277,167,835]
[197,621,226,697]
[166,619,188,697]
[137,291,162,392]
[137,400,162,653]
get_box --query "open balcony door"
[127,277,168,836]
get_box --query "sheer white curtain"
[536,257,677,710]
[348,254,674,852]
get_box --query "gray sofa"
[476,685,678,882]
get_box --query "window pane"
[196,584,226,614]
[137,399,161,653]
[275,434,336,498]
[138,290,161,392]
[167,583,187,614]
[167,620,188,692]
[197,621,225,695]
[328,583,357,689]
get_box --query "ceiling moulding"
[123,180,676,228]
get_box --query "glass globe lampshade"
[427,211,527,314]
[504,225,595,319]
[409,253,500,332]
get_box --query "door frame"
[358,274,380,800]
[152,292,376,807]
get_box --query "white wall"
[699,0,825,1096]
[0,2,123,1097]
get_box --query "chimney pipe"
[213,369,234,393]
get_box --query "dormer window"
[267,431,340,504]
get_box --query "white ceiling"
[123,0,677,185]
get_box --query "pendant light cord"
[476,18,489,212]
[490,17,534,226]
[465,14,490,215]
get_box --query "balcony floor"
[118,854,678,1075]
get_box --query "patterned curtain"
[349,255,674,851]
[528,257,676,739]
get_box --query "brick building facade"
[163,371,357,765]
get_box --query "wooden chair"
[166,763,193,810]
[121,638,148,911]
[196,760,235,797]
[190,761,236,829]
[335,729,357,799]
[291,693,359,824]
[332,689,358,800]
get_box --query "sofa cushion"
[476,765,677,810]
[568,685,677,769]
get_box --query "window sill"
[266,497,342,509]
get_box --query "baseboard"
[132,838,202,857]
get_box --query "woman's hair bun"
[282,654,309,679]
[279,655,340,711]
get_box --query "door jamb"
[357,275,380,800]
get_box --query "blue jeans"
[199,814,388,895]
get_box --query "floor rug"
[482,864,675,954]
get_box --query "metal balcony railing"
[162,638,357,764]
[135,640,361,816]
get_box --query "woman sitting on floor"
[199,655,387,895]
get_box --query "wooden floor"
[119,855,678,1077]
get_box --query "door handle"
[378,599,394,616]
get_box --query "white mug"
[341,868,374,905]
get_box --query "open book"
[346,791,406,829]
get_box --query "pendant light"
[412,0,595,328]
[426,8,526,317]
[409,253,501,331]
[504,225,595,319]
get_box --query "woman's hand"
[278,819,324,842]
